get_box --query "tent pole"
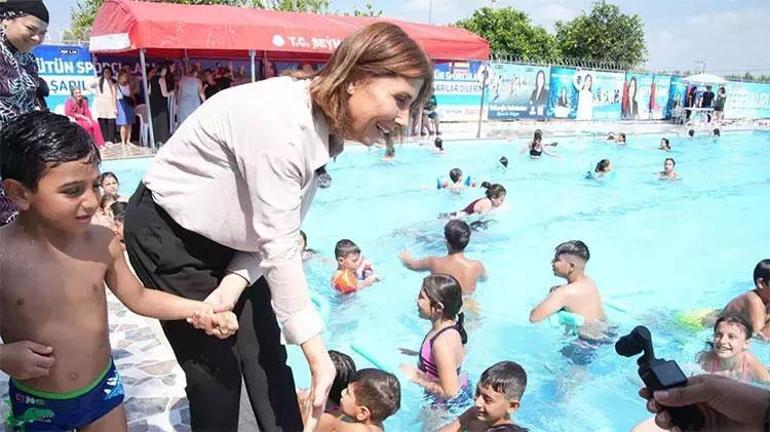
[476,63,488,139]
[250,50,256,82]
[139,48,156,150]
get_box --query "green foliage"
[352,1,381,17]
[456,7,560,62]
[554,0,646,67]
[64,0,329,43]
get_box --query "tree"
[555,1,646,68]
[456,7,560,62]
[351,1,381,17]
[63,0,329,43]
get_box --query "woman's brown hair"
[290,22,434,137]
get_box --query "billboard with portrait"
[485,63,551,120]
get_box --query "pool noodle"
[350,342,390,372]
[550,310,585,328]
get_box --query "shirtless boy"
[400,220,487,295]
[0,112,236,431]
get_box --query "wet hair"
[449,168,463,183]
[532,129,543,143]
[480,182,506,199]
[478,361,528,401]
[444,219,471,252]
[754,259,770,285]
[688,129,695,137]
[384,141,396,158]
[434,137,443,150]
[594,159,611,173]
[665,157,676,167]
[349,368,401,422]
[291,22,433,137]
[100,172,119,188]
[111,201,127,224]
[334,239,361,259]
[100,193,118,211]
[618,133,626,142]
[713,313,752,340]
[0,111,100,190]
[300,230,307,245]
[713,128,720,137]
[328,350,356,405]
[422,274,467,344]
[554,240,590,262]
[499,156,508,168]
[661,137,670,148]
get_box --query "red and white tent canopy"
[89,0,490,61]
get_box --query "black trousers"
[124,183,303,432]
[98,118,116,143]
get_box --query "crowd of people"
[1,2,768,432]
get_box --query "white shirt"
[145,76,337,345]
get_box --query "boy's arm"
[105,234,214,321]
[529,286,569,323]
[400,250,434,272]
[748,296,770,341]
[747,353,770,383]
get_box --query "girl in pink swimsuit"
[696,313,770,383]
[400,274,470,403]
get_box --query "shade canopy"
[682,73,726,85]
[89,0,490,61]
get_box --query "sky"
[46,0,770,74]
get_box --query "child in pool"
[438,168,475,192]
[659,138,671,151]
[615,132,627,145]
[460,182,506,215]
[400,274,469,400]
[110,201,127,247]
[0,112,237,432]
[520,129,558,159]
[697,313,770,383]
[300,350,357,421]
[440,361,528,432]
[529,240,608,341]
[92,192,118,228]
[400,220,487,295]
[299,230,319,261]
[331,239,380,294]
[585,159,612,180]
[720,259,770,340]
[316,368,401,432]
[434,137,445,152]
[656,157,680,180]
[99,171,126,202]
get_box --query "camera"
[616,326,704,431]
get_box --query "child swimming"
[460,182,506,216]
[331,239,380,294]
[529,240,608,340]
[0,111,237,431]
[440,361,528,432]
[400,220,487,295]
[300,350,357,421]
[656,157,680,180]
[438,168,475,192]
[521,129,558,159]
[659,138,671,151]
[585,159,612,180]
[401,274,469,400]
[316,368,401,432]
[720,259,770,340]
[697,313,770,383]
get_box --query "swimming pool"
[104,130,770,431]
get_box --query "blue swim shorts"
[7,358,125,431]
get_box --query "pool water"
[104,131,770,431]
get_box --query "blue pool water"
[104,131,770,431]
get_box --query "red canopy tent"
[89,0,489,147]
[89,0,489,61]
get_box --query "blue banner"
[486,63,550,120]
[432,61,484,122]
[722,81,770,119]
[546,67,577,119]
[546,68,623,120]
[665,76,687,119]
[622,73,672,120]
[33,44,96,113]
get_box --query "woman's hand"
[202,273,249,312]
[301,336,335,432]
